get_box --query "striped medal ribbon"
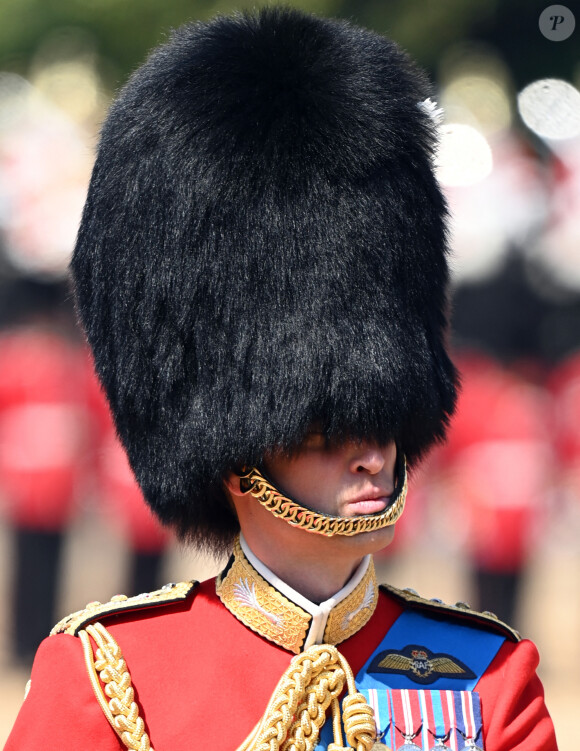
[356,689,486,751]
[392,689,423,750]
[420,690,453,751]
[455,691,484,751]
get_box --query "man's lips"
[342,489,394,516]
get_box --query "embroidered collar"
[216,535,378,654]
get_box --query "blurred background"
[0,0,579,747]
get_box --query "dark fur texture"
[71,7,458,555]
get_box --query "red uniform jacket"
[5,575,557,751]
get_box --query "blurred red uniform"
[548,352,580,500]
[0,327,88,662]
[437,353,553,623]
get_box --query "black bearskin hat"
[71,7,458,554]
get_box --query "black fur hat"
[71,7,457,554]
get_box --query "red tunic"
[4,578,557,751]
[0,330,88,531]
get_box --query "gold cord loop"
[79,622,154,751]
[236,644,376,751]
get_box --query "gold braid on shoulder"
[236,644,377,751]
[77,623,376,750]
[239,452,407,537]
[79,622,154,751]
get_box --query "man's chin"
[318,523,396,555]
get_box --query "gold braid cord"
[79,622,154,751]
[236,644,377,751]
[239,458,407,537]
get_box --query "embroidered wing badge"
[368,644,475,685]
[233,577,284,628]
[341,580,375,630]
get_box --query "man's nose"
[348,443,388,475]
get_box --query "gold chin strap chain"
[239,456,407,538]
[79,622,154,751]
[236,644,377,751]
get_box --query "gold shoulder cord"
[79,626,375,751]
[236,644,376,751]
[79,622,154,751]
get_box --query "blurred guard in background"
[6,9,557,750]
[440,353,553,626]
[0,274,170,670]
[549,353,580,529]
[0,278,86,664]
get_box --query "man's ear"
[223,472,252,498]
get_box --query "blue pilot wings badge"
[368,644,475,685]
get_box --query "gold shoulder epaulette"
[51,580,198,637]
[381,583,521,642]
